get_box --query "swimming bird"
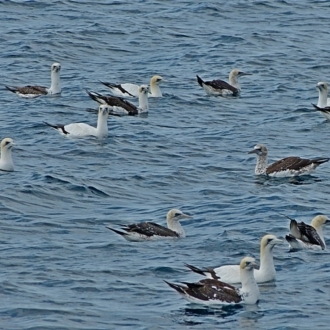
[311,82,330,120]
[248,144,329,177]
[0,138,15,172]
[100,75,165,97]
[5,62,61,98]
[86,85,149,115]
[185,234,282,284]
[285,215,329,250]
[44,104,110,139]
[164,257,259,305]
[106,209,192,241]
[196,69,251,96]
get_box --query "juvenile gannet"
[196,69,251,96]
[248,144,329,177]
[106,209,192,241]
[5,63,61,98]
[86,85,149,115]
[165,257,259,305]
[44,104,110,139]
[185,234,282,284]
[100,75,165,97]
[0,138,15,172]
[285,215,329,250]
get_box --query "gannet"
[285,215,329,250]
[44,104,110,139]
[106,209,192,241]
[310,82,330,120]
[100,75,165,98]
[5,63,61,98]
[0,138,15,172]
[248,144,329,177]
[164,257,259,305]
[86,85,149,115]
[185,234,282,284]
[196,69,251,96]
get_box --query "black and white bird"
[196,69,251,96]
[0,138,15,172]
[106,209,192,241]
[165,257,260,305]
[5,62,61,98]
[285,215,330,250]
[100,75,165,98]
[185,234,282,284]
[248,144,329,177]
[44,105,110,139]
[311,82,330,120]
[86,85,149,115]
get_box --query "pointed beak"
[241,72,252,77]
[248,148,257,154]
[274,238,283,245]
[252,261,259,270]
[180,213,193,220]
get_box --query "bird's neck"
[48,72,61,94]
[318,89,328,107]
[138,93,149,112]
[167,219,185,237]
[150,83,162,97]
[229,76,240,90]
[259,246,275,277]
[255,154,268,175]
[0,148,14,171]
[96,114,108,138]
[240,269,259,304]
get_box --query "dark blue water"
[1,1,330,329]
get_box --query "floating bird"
[165,257,260,305]
[311,82,330,120]
[100,75,165,98]
[44,104,110,139]
[185,234,282,284]
[5,62,61,98]
[285,215,329,250]
[0,138,15,172]
[106,209,192,241]
[86,85,149,115]
[248,144,329,177]
[196,69,251,96]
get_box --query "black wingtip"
[5,85,16,93]
[196,75,204,87]
[184,263,206,276]
[163,280,185,294]
[105,226,127,237]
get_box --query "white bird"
[44,104,110,139]
[285,215,330,250]
[185,234,282,284]
[100,75,165,98]
[165,257,260,305]
[106,209,192,241]
[0,138,15,172]
[248,144,329,177]
[311,82,330,120]
[196,69,251,96]
[86,85,149,115]
[5,62,61,98]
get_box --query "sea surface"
[1,1,330,329]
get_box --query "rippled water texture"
[1,1,330,329]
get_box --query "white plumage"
[45,105,110,139]
[0,138,15,172]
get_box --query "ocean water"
[1,0,330,329]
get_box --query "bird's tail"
[196,75,204,87]
[5,85,17,93]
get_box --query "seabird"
[106,209,192,241]
[248,144,329,177]
[311,82,330,120]
[285,215,330,250]
[44,104,110,139]
[164,257,260,305]
[86,85,149,115]
[196,69,251,96]
[100,75,165,98]
[185,234,282,284]
[5,62,61,98]
[0,138,15,172]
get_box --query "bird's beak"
[180,213,193,220]
[325,218,330,224]
[274,238,283,245]
[241,72,252,76]
[252,261,259,270]
[248,148,257,154]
